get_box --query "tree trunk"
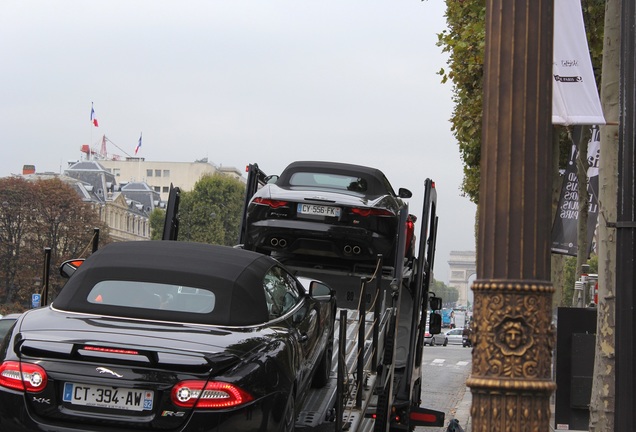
[551,129,566,308]
[574,126,590,307]
[588,0,620,429]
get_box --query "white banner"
[552,0,605,125]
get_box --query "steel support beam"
[467,1,556,430]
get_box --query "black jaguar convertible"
[243,161,414,267]
[0,241,336,432]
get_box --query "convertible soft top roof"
[276,161,396,197]
[53,241,277,326]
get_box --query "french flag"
[90,103,99,127]
[135,133,142,155]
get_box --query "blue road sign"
[32,293,41,308]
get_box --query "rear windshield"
[289,172,369,193]
[87,281,216,314]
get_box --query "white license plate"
[63,382,154,411]
[297,203,341,217]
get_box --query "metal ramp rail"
[296,307,390,432]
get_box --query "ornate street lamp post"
[467,1,556,430]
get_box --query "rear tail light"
[0,361,48,392]
[351,208,395,217]
[171,380,253,409]
[252,198,289,209]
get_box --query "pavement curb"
[453,386,472,431]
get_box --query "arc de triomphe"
[447,250,476,308]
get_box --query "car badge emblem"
[96,367,123,378]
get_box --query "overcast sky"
[0,0,476,283]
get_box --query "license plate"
[63,382,154,412]
[297,203,341,217]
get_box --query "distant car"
[0,241,336,432]
[424,326,448,346]
[243,161,414,267]
[0,314,20,340]
[445,328,465,345]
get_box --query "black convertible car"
[243,161,414,267]
[0,241,336,432]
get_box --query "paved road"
[415,344,472,432]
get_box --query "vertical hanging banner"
[552,126,601,256]
[552,0,605,125]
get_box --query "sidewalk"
[452,387,471,431]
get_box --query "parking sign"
[32,293,41,308]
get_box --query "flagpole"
[136,132,142,181]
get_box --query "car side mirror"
[309,281,334,302]
[59,259,85,278]
[429,312,442,335]
[398,188,412,198]
[264,175,279,184]
[429,296,442,311]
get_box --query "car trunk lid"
[11,311,253,430]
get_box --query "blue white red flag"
[90,103,99,127]
[135,133,142,155]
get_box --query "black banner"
[551,126,600,257]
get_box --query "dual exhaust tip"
[344,245,361,255]
[269,238,361,255]
[269,237,287,248]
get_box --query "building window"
[163,170,170,177]
[147,169,153,177]
[154,186,161,192]
[162,186,169,193]
[113,168,121,177]
[155,169,162,177]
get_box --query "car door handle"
[299,333,309,343]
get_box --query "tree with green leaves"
[430,279,459,308]
[437,0,605,204]
[177,174,246,247]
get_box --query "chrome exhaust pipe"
[344,245,352,254]
[270,238,279,247]
[278,238,287,248]
[353,246,361,255]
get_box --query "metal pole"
[468,0,556,429]
[372,255,383,369]
[357,278,366,409]
[615,0,636,428]
[41,247,51,306]
[92,228,100,253]
[336,310,347,432]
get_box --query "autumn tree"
[0,177,110,313]
[0,177,35,306]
